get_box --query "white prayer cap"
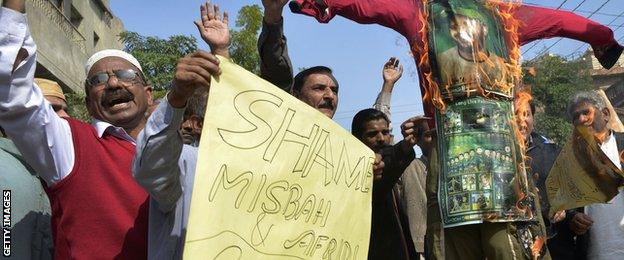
[85,49,143,75]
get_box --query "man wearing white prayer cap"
[0,1,222,258]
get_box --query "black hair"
[292,66,338,93]
[351,108,390,140]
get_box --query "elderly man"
[0,0,217,258]
[566,91,624,260]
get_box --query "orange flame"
[531,236,546,260]
[415,0,446,112]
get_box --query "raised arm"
[373,57,403,119]
[513,4,623,69]
[0,1,74,187]
[134,2,226,211]
[258,0,294,92]
[289,0,421,40]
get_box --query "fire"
[417,0,525,113]
[531,236,546,260]
[415,0,445,112]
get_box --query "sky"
[110,0,624,153]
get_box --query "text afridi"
[184,57,375,259]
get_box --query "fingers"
[575,213,594,226]
[223,11,229,25]
[200,2,209,25]
[175,51,222,89]
[214,4,221,21]
[552,210,566,223]
[206,1,215,20]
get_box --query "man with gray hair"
[0,0,220,258]
[566,90,624,259]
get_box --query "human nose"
[104,73,122,89]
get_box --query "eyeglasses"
[86,69,143,87]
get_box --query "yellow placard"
[546,127,623,217]
[183,57,374,259]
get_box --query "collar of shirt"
[599,131,621,170]
[91,119,136,144]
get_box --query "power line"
[333,102,423,116]
[532,0,600,59]
[524,1,623,17]
[522,0,571,56]
[566,4,624,58]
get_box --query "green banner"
[436,97,535,227]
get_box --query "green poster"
[436,97,535,227]
[427,0,537,227]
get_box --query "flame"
[415,0,446,112]
[417,0,525,113]
[531,236,546,260]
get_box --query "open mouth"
[103,90,135,109]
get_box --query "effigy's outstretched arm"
[514,4,617,48]
[506,3,622,69]
[288,0,421,40]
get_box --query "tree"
[120,31,198,90]
[229,5,262,75]
[522,54,594,145]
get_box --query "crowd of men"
[2,0,624,259]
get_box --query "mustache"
[101,89,135,107]
[318,99,334,110]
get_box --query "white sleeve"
[0,7,74,187]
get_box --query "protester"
[181,88,208,146]
[370,57,435,259]
[401,121,435,260]
[351,108,431,259]
[258,0,293,92]
[516,91,575,259]
[133,2,227,259]
[373,57,403,144]
[0,0,219,258]
[290,1,624,259]
[566,90,624,260]
[1,2,148,256]
[0,127,53,259]
[291,65,339,118]
[259,0,339,119]
[34,78,69,117]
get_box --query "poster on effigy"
[428,0,514,100]
[183,57,375,259]
[427,0,536,227]
[436,97,534,227]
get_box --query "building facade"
[2,0,125,93]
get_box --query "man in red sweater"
[0,0,219,258]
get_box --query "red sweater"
[45,118,148,259]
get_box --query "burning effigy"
[289,0,623,258]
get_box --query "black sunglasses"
[86,69,143,87]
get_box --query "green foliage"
[230,5,262,75]
[522,54,594,145]
[119,31,198,90]
[65,92,91,122]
